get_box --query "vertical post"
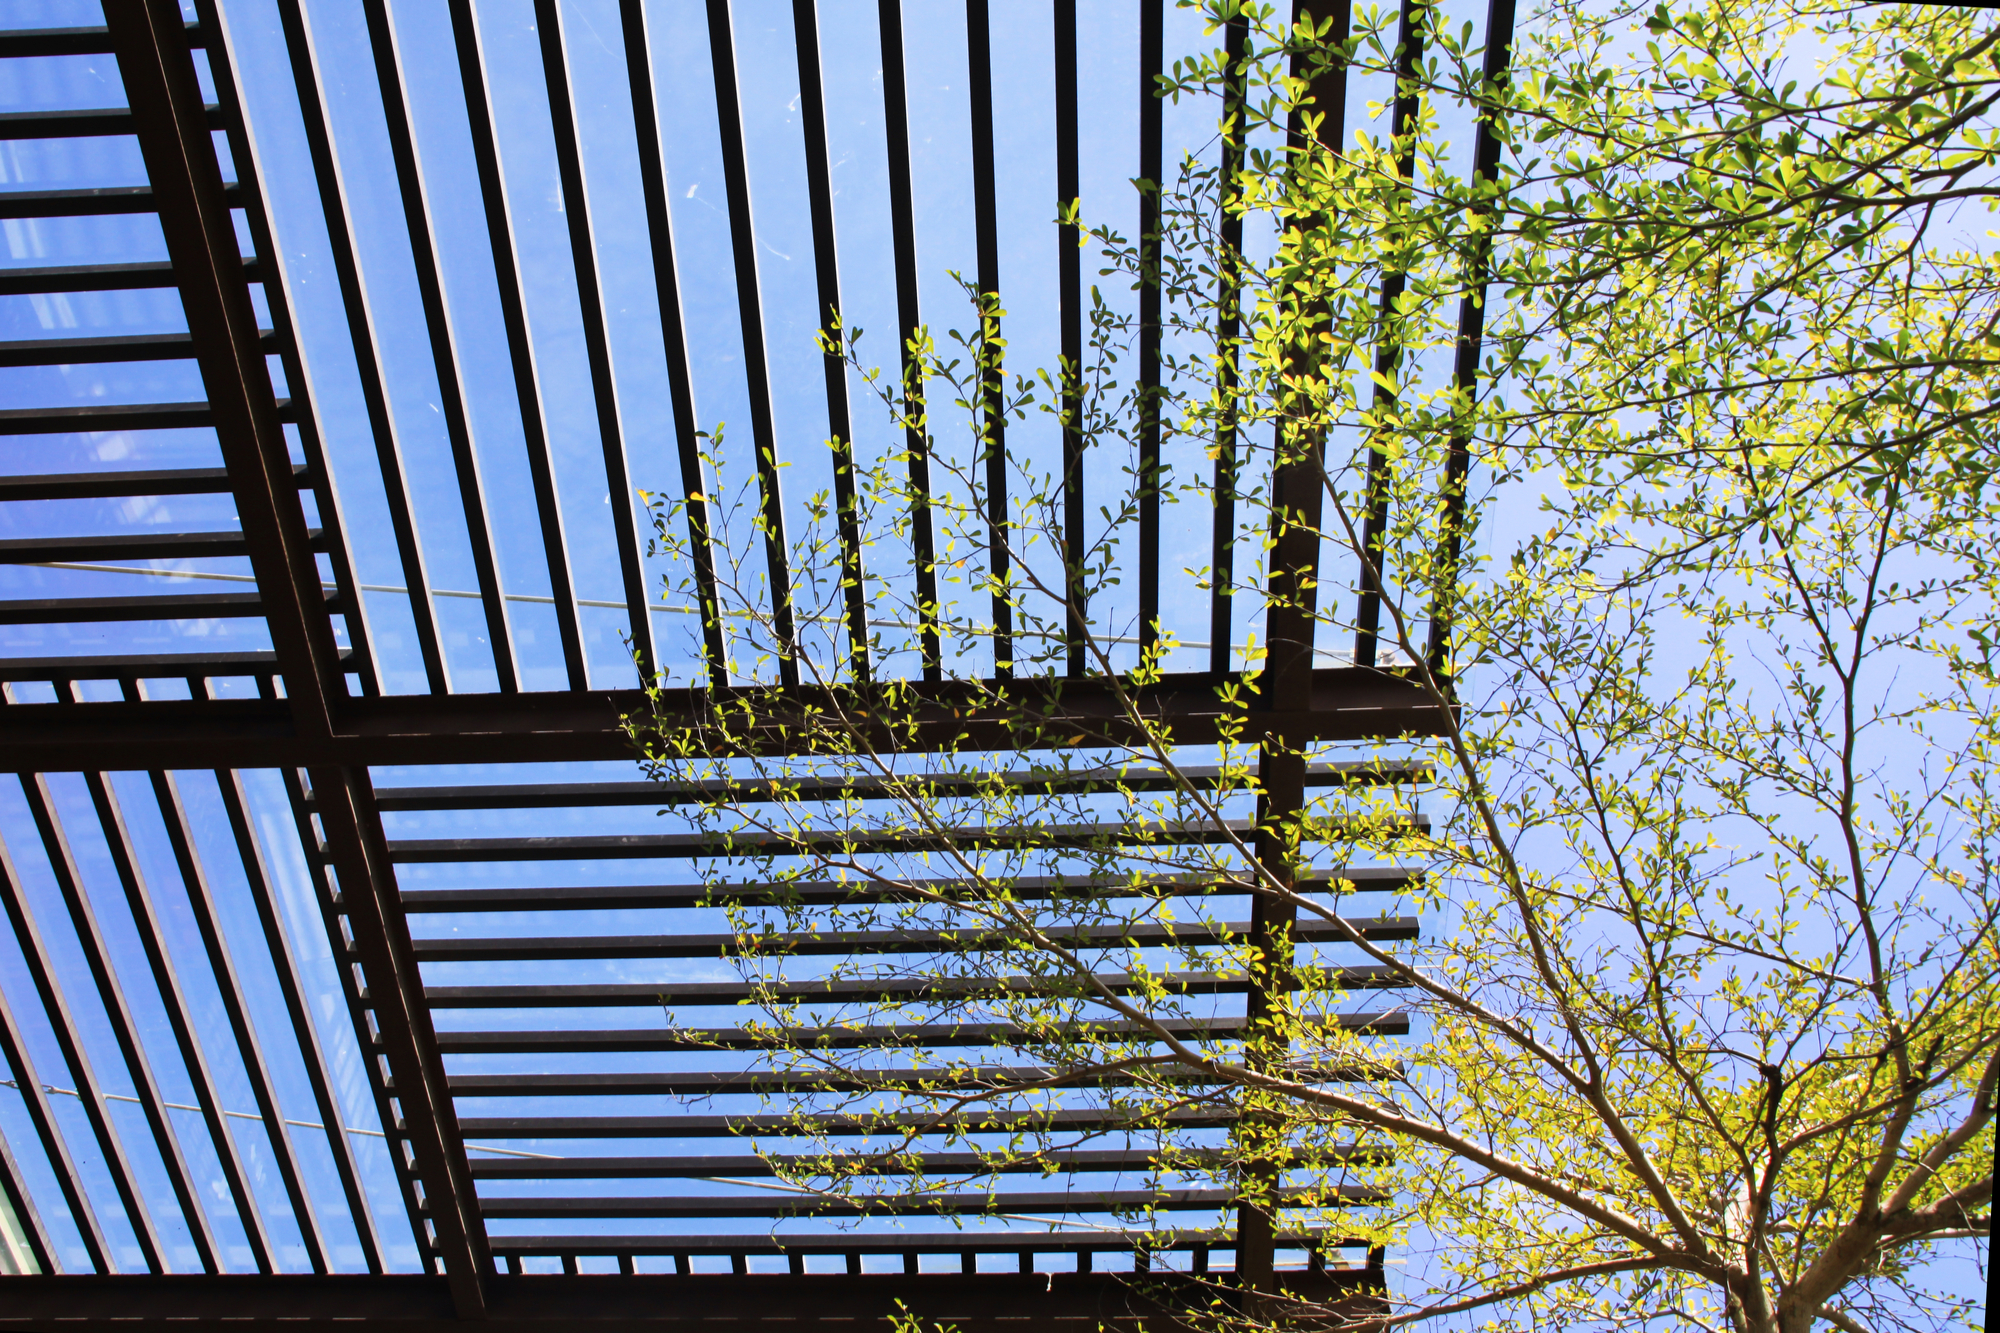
[1237,0,1351,1295]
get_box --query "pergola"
[0,0,1508,1325]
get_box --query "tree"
[628,1,2000,1329]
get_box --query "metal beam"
[308,767,488,1314]
[102,11,483,1303]
[196,0,380,700]
[0,1270,1383,1329]
[0,668,1447,771]
[105,0,346,738]
[1238,0,1354,1291]
[274,768,425,1273]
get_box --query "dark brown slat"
[469,1186,1378,1220]
[0,258,263,295]
[442,1061,1392,1097]
[0,329,274,366]
[0,650,298,682]
[385,817,1269,863]
[467,1146,1292,1179]
[408,917,1418,962]
[0,397,294,433]
[0,103,222,137]
[384,817,1425,865]
[398,868,1416,913]
[485,1227,1355,1255]
[0,183,241,217]
[0,527,319,562]
[0,22,205,56]
[453,1108,1239,1139]
[0,591,268,623]
[0,462,300,500]
[370,761,1428,811]
[431,1013,1405,1054]
[421,966,1403,1007]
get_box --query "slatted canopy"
[0,0,1512,1326]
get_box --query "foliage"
[627,2,2000,1329]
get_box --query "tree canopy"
[629,2,2000,1329]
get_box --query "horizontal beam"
[421,966,1404,1007]
[0,462,298,500]
[0,183,237,217]
[0,1272,1383,1329]
[369,762,1427,810]
[0,668,1450,771]
[452,1109,1241,1138]
[0,396,294,433]
[398,869,1417,913]
[430,1013,1406,1055]
[440,1062,1390,1097]
[484,1228,1359,1255]
[384,817,1309,863]
[0,21,205,57]
[464,1147,1342,1179]
[406,917,1417,963]
[0,528,316,562]
[465,1188,1379,1221]
[0,650,340,683]
[0,328,274,366]
[0,103,222,138]
[0,590,268,623]
[0,258,263,295]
